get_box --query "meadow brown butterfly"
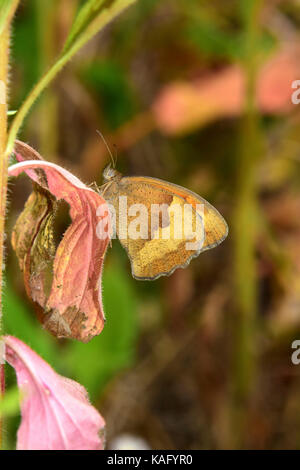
[100,165,228,280]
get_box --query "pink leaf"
[9,141,110,342]
[4,336,105,450]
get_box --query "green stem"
[0,0,20,451]
[231,0,262,448]
[6,0,138,155]
[0,0,19,36]
[0,23,9,451]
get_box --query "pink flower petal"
[4,335,105,450]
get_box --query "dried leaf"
[12,184,57,308]
[9,141,110,342]
[4,335,105,450]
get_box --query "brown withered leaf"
[12,184,57,308]
[9,141,111,342]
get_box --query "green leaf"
[0,0,19,36]
[80,60,136,128]
[186,17,243,61]
[64,0,138,60]
[10,1,39,107]
[186,16,275,61]
[0,387,20,418]
[6,0,139,154]
[3,281,60,369]
[63,0,106,53]
[65,256,139,399]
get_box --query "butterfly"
[99,165,228,281]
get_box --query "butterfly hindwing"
[103,176,228,280]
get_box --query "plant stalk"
[231,0,262,448]
[0,24,9,450]
[6,0,138,155]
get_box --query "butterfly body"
[100,166,228,280]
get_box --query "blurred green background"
[3,0,300,449]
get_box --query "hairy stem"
[0,24,9,450]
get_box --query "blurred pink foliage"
[4,335,105,450]
[153,45,300,135]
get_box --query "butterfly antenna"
[113,143,118,168]
[96,130,116,168]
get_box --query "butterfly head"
[102,164,121,182]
